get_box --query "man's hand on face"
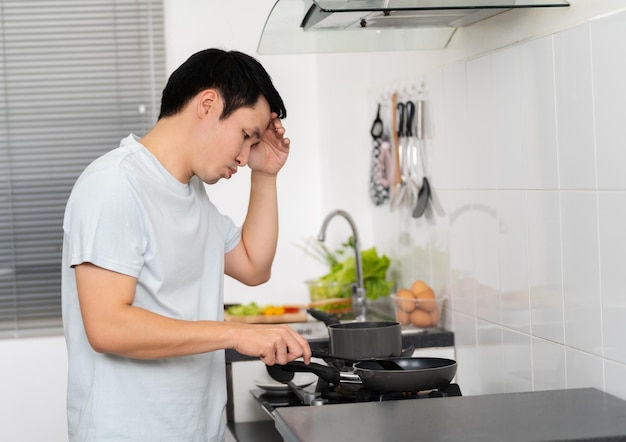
[248,112,290,176]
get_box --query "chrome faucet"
[318,210,366,322]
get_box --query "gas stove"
[252,377,462,412]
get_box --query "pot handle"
[306,308,341,326]
[279,361,341,385]
[311,349,355,362]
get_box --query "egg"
[430,306,440,326]
[410,280,429,296]
[410,308,433,328]
[415,288,437,312]
[395,288,417,312]
[395,308,411,326]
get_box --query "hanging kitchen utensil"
[422,92,446,219]
[404,100,421,205]
[413,97,432,218]
[413,176,431,218]
[369,103,391,206]
[389,101,407,211]
[390,93,400,190]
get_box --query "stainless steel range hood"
[257,0,570,54]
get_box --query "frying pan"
[275,357,457,393]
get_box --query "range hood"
[257,0,570,54]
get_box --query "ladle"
[412,98,431,218]
[413,177,431,218]
[404,101,421,204]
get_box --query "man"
[61,48,311,441]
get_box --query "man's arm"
[223,172,279,285]
[75,262,311,363]
[224,114,289,285]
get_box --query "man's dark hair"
[158,48,287,120]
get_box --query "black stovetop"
[252,381,462,412]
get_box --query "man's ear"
[198,89,219,117]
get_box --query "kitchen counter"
[273,388,626,442]
[225,326,454,362]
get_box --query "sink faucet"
[317,210,366,322]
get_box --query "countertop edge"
[273,388,626,442]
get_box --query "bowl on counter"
[391,293,446,329]
[306,279,352,315]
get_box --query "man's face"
[196,94,272,184]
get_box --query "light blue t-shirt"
[61,134,241,441]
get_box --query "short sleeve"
[63,169,145,277]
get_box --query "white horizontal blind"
[0,0,165,338]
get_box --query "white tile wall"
[492,46,525,190]
[554,24,595,190]
[520,38,559,190]
[527,190,563,343]
[591,12,626,190]
[561,191,603,356]
[408,9,626,400]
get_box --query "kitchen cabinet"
[274,388,626,441]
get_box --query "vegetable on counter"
[224,302,308,324]
[225,302,301,316]
[301,236,394,301]
[309,297,353,314]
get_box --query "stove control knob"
[311,398,328,406]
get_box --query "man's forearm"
[239,171,280,282]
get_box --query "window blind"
[0,0,165,338]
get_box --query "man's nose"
[236,145,250,167]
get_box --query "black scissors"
[370,103,384,139]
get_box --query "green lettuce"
[319,244,393,301]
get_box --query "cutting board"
[224,312,309,324]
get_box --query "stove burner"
[253,381,462,413]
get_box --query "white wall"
[403,6,626,400]
[162,0,330,305]
[313,3,626,403]
[4,1,626,440]
[0,337,68,441]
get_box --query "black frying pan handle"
[279,361,341,385]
